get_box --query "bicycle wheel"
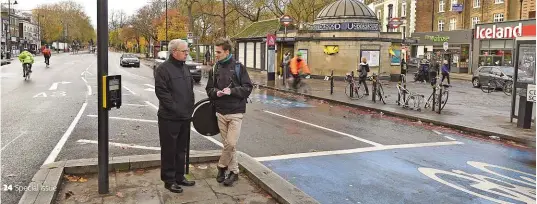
[345,83,361,99]
[503,80,513,96]
[424,93,433,109]
[480,80,495,93]
[439,90,448,111]
[298,82,311,94]
[377,83,386,104]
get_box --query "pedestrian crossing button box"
[104,75,122,110]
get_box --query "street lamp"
[3,0,18,59]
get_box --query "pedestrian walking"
[358,57,370,95]
[206,38,253,187]
[205,49,211,65]
[441,59,450,85]
[154,39,196,194]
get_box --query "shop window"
[479,56,493,66]
[503,51,513,66]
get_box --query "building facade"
[19,13,40,53]
[367,0,417,38]
[416,0,535,32]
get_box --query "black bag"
[192,98,220,136]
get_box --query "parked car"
[472,66,533,88]
[152,51,202,83]
[120,53,140,68]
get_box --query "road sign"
[443,42,449,51]
[280,15,293,26]
[389,18,403,28]
[527,84,536,102]
[267,34,276,48]
[452,4,463,13]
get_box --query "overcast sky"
[15,0,149,28]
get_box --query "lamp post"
[165,0,167,46]
[4,0,18,59]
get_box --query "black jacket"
[205,57,253,115]
[154,56,195,121]
[358,63,369,78]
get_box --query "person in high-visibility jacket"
[18,48,34,77]
[289,51,311,90]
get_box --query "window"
[377,10,381,20]
[529,11,536,18]
[495,0,504,3]
[450,0,458,11]
[438,20,445,31]
[449,18,457,30]
[472,17,480,28]
[493,13,504,22]
[474,0,480,8]
[402,2,407,17]
[439,0,445,12]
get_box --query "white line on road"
[144,100,224,148]
[194,90,206,94]
[87,85,92,96]
[191,127,224,147]
[123,86,136,95]
[144,84,155,88]
[49,83,58,90]
[43,103,88,165]
[81,77,88,84]
[86,115,157,123]
[263,110,384,147]
[444,136,457,141]
[124,104,149,107]
[1,131,27,151]
[432,130,442,135]
[255,141,464,162]
[77,139,161,151]
[145,101,159,110]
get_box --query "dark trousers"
[292,74,300,89]
[44,56,50,64]
[158,118,190,184]
[441,72,450,84]
[358,77,369,94]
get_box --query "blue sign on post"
[452,4,463,12]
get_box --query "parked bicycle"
[424,77,450,112]
[396,74,425,111]
[481,77,513,96]
[369,72,386,104]
[344,71,366,100]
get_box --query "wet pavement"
[247,71,536,145]
[54,163,278,204]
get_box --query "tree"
[227,0,268,22]
[154,9,189,42]
[284,0,333,26]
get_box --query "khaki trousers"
[216,112,243,174]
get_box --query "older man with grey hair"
[154,39,196,193]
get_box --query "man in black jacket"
[154,39,196,193]
[206,38,253,186]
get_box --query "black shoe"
[364,93,370,96]
[164,183,183,193]
[216,166,227,183]
[223,172,239,186]
[177,179,195,186]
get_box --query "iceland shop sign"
[474,22,536,39]
[312,22,380,32]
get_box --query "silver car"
[152,51,203,83]
[120,53,140,68]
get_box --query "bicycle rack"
[349,71,355,98]
[330,70,334,95]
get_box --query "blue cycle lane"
[261,134,535,204]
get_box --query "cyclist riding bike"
[43,46,52,65]
[289,51,311,90]
[18,48,34,77]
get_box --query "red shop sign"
[475,23,536,39]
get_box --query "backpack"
[364,64,370,72]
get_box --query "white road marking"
[87,85,92,95]
[191,127,224,147]
[33,92,47,98]
[144,100,223,148]
[123,86,136,95]
[194,90,206,94]
[145,101,159,110]
[263,110,384,147]
[81,77,88,84]
[77,139,161,151]
[48,81,71,90]
[444,136,457,141]
[86,115,157,123]
[144,88,155,92]
[1,131,27,151]
[255,141,464,161]
[432,130,442,135]
[43,103,88,165]
[124,104,149,107]
[144,84,155,88]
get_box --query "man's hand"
[222,88,231,95]
[217,90,225,97]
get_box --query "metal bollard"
[330,70,334,95]
[432,86,436,112]
[438,87,442,114]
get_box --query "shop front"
[411,30,473,74]
[472,19,536,73]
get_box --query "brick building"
[416,0,536,32]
